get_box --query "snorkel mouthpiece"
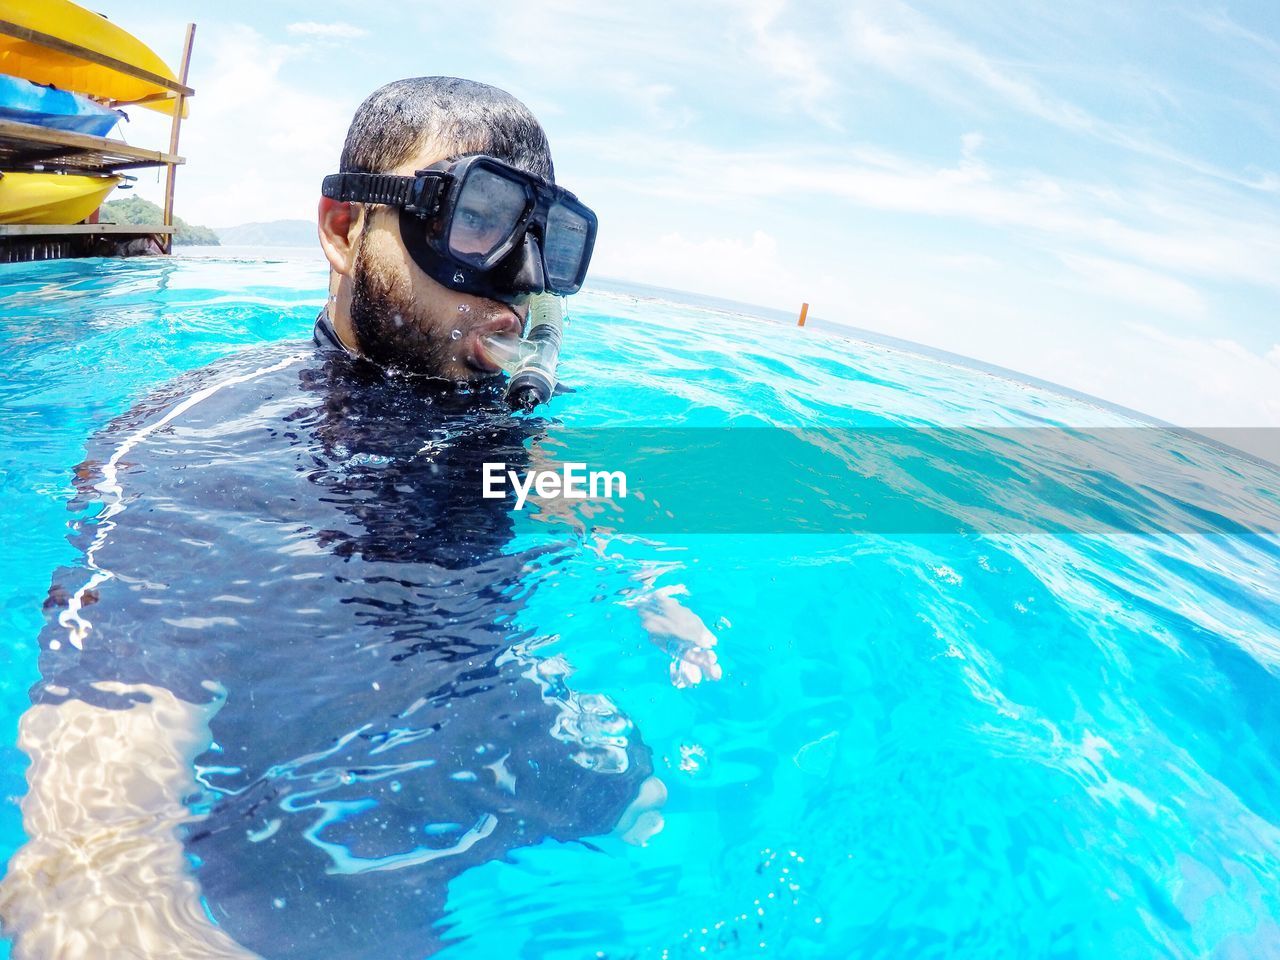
[480,293,564,412]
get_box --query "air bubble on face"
[391,312,403,328]
[450,329,462,340]
[453,271,465,284]
[458,304,471,314]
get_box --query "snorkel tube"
[481,293,563,413]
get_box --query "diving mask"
[321,155,597,305]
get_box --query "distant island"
[100,196,220,246]
[98,203,316,249]
[214,219,316,247]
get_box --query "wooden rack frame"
[0,18,195,259]
[0,119,184,171]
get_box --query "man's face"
[347,145,527,381]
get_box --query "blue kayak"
[0,72,124,137]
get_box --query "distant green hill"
[215,220,316,246]
[100,196,220,246]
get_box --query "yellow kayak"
[0,170,120,224]
[0,0,186,116]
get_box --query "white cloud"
[484,0,839,128]
[286,22,369,41]
[737,0,839,127]
[570,132,1280,293]
[600,75,696,131]
[487,2,704,74]
[1111,324,1280,429]
[595,229,791,304]
[1191,9,1280,59]
[1058,253,1208,320]
[127,24,359,229]
[847,1,1100,133]
[934,252,1000,271]
[844,0,1280,193]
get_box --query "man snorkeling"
[0,77,717,959]
[315,77,592,402]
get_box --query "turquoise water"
[1,255,1280,958]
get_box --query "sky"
[90,0,1279,438]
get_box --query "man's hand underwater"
[634,585,723,688]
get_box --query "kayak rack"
[0,119,184,172]
[0,12,195,262]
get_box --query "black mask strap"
[321,173,420,209]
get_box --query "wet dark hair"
[339,76,554,182]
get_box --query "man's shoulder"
[81,340,323,480]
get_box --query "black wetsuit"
[34,315,652,959]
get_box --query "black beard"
[349,241,456,378]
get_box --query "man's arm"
[0,682,260,960]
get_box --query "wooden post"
[162,23,196,254]
[797,302,809,327]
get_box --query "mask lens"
[448,168,528,265]
[544,202,591,288]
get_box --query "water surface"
[1,255,1278,958]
